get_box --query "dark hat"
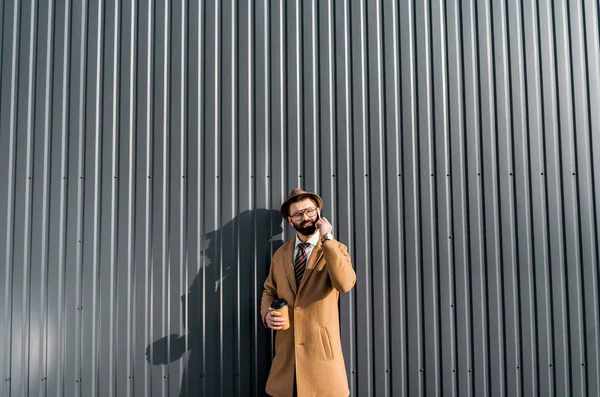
[280,188,323,218]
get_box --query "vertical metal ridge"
[228,3,239,393]
[553,2,582,394]
[232,4,241,376]
[504,0,531,390]
[447,0,472,394]
[412,1,425,395]
[432,0,455,394]
[39,2,56,395]
[385,0,406,394]
[354,0,372,395]
[536,1,560,394]
[246,2,257,396]
[444,0,459,392]
[453,2,474,396]
[2,1,20,395]
[462,0,487,395]
[420,0,441,394]
[275,0,284,194]
[399,0,419,395]
[56,2,71,395]
[21,1,38,394]
[565,0,592,395]
[195,1,206,395]
[74,2,89,395]
[337,1,355,391]
[491,0,514,394]
[259,0,270,293]
[124,1,137,396]
[209,4,225,392]
[581,2,600,395]
[263,35,273,384]
[108,1,121,395]
[309,0,318,186]
[290,0,301,187]
[492,0,518,391]
[519,0,542,395]
[324,0,335,212]
[159,0,170,393]
[526,0,551,395]
[0,0,4,90]
[478,1,502,393]
[369,0,389,395]
[573,1,597,395]
[542,0,570,393]
[143,1,154,396]
[506,0,531,394]
[249,0,259,392]
[178,1,188,395]
[212,1,223,394]
[90,0,104,394]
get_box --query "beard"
[292,220,317,236]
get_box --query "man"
[261,188,356,397]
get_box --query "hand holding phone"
[316,210,333,234]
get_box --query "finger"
[270,311,281,317]
[268,319,282,329]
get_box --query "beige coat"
[261,238,356,397]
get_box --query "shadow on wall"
[145,209,284,396]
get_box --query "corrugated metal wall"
[1,1,599,396]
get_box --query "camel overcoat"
[261,237,356,397]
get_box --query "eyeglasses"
[290,207,318,221]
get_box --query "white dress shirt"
[293,232,320,263]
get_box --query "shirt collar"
[295,232,320,248]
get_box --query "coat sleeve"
[260,259,278,327]
[321,240,356,293]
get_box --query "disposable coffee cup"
[269,298,289,330]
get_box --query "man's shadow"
[146,209,284,396]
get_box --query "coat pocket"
[320,327,334,360]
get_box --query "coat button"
[295,306,301,310]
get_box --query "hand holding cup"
[267,298,290,330]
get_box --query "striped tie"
[294,242,311,287]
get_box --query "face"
[288,198,319,236]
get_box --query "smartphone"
[315,210,321,231]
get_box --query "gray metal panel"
[1,0,600,396]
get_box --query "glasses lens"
[292,207,317,221]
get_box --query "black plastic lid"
[271,298,288,309]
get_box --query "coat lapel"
[298,240,324,293]
[282,240,298,295]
